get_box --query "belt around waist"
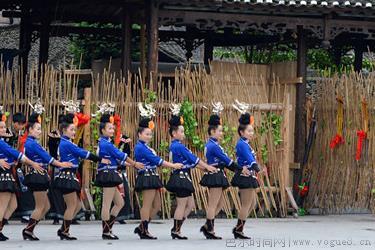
[97,166,118,171]
[59,168,78,173]
[138,168,158,175]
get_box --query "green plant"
[90,111,101,143]
[91,185,103,219]
[221,125,237,159]
[260,112,283,146]
[144,89,157,104]
[180,99,204,150]
[261,144,269,164]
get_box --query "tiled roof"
[224,0,374,8]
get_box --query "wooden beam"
[146,0,159,89]
[293,25,307,200]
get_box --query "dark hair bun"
[139,117,151,128]
[61,113,75,124]
[208,114,221,126]
[28,113,41,124]
[169,115,182,127]
[100,114,111,124]
[239,113,251,125]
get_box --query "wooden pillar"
[39,15,51,73]
[293,26,307,199]
[146,0,159,89]
[82,87,92,189]
[121,5,132,80]
[204,37,213,65]
[18,4,32,98]
[333,47,342,68]
[140,23,146,85]
[185,38,193,61]
[354,41,363,72]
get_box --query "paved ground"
[2,215,375,250]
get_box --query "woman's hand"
[0,159,10,170]
[32,162,45,174]
[241,167,250,176]
[173,163,183,170]
[205,165,218,173]
[133,162,144,170]
[60,161,73,168]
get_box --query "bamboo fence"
[304,72,375,214]
[0,60,293,219]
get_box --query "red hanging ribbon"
[300,185,309,197]
[329,134,345,149]
[75,113,90,127]
[113,114,122,146]
[355,130,367,161]
[19,131,28,152]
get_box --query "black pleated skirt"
[95,170,123,188]
[166,170,195,195]
[0,170,18,193]
[23,169,50,192]
[231,170,259,189]
[53,170,81,194]
[135,169,163,192]
[200,168,229,188]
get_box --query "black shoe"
[53,219,60,225]
[57,229,77,240]
[118,220,126,224]
[102,233,119,240]
[200,225,221,240]
[134,226,142,237]
[140,232,157,240]
[200,225,209,238]
[22,229,40,241]
[232,228,250,239]
[171,231,188,240]
[0,232,9,241]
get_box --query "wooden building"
[0,0,374,199]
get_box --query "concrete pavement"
[2,215,375,250]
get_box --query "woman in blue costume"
[231,112,263,239]
[22,112,72,241]
[200,104,249,239]
[95,113,144,240]
[166,107,217,240]
[133,104,183,240]
[0,110,42,241]
[54,113,110,240]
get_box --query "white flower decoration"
[61,100,80,113]
[138,102,156,118]
[212,102,224,115]
[232,99,249,114]
[29,99,45,114]
[92,102,115,117]
[169,103,181,116]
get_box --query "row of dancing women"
[0,101,265,241]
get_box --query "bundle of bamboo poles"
[305,72,375,214]
[0,62,79,148]
[0,60,290,219]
